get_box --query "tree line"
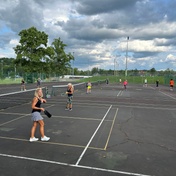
[0,56,175,79]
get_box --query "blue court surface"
[0,82,176,176]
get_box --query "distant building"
[61,75,92,79]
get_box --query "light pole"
[114,58,115,76]
[14,64,16,81]
[125,36,129,77]
[72,52,74,76]
[114,57,117,76]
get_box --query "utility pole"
[125,36,129,77]
[14,64,16,81]
[114,58,116,76]
[72,52,74,76]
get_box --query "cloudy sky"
[0,0,176,71]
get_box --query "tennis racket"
[44,110,52,118]
[61,92,67,97]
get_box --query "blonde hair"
[34,88,43,98]
[68,83,74,91]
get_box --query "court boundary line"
[75,105,112,165]
[0,153,152,176]
[159,90,176,100]
[49,100,176,109]
[104,108,119,150]
[0,136,105,150]
[0,112,29,116]
[0,114,29,127]
[53,115,113,122]
[2,100,175,112]
[73,102,176,110]
[117,90,122,97]
[0,112,113,122]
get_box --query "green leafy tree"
[91,67,99,75]
[149,67,156,76]
[164,68,174,75]
[73,68,79,75]
[50,38,74,75]
[0,57,17,78]
[14,27,53,74]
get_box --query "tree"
[14,27,54,74]
[149,68,156,76]
[164,68,174,76]
[0,57,17,78]
[50,38,74,75]
[133,69,139,76]
[91,67,99,75]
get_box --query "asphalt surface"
[0,82,176,176]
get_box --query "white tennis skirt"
[31,111,43,121]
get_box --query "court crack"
[118,110,176,153]
[119,126,176,153]
[128,138,176,153]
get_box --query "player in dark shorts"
[37,78,41,88]
[170,79,174,91]
[21,79,26,91]
[65,83,74,111]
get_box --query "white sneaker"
[29,137,39,142]
[41,136,50,141]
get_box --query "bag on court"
[44,110,52,118]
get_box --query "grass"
[81,75,165,85]
[0,78,22,84]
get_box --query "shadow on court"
[0,82,176,176]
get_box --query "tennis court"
[0,82,176,176]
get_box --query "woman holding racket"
[65,83,74,111]
[29,88,50,142]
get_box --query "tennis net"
[51,80,107,96]
[0,87,46,110]
[51,82,86,96]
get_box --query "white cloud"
[0,0,176,71]
[129,40,169,52]
[165,54,176,61]
[9,39,19,46]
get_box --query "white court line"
[0,153,152,176]
[159,91,176,100]
[75,105,112,166]
[0,114,29,126]
[117,90,122,97]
